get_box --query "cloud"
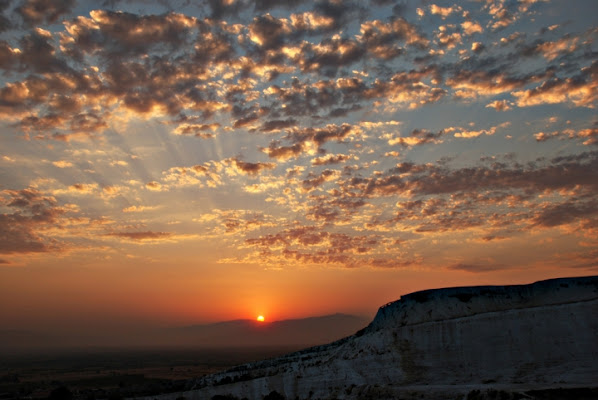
[230,157,276,175]
[534,127,598,146]
[453,122,508,138]
[260,119,297,132]
[448,262,504,273]
[194,208,279,236]
[145,181,163,191]
[326,151,598,239]
[531,197,598,228]
[446,68,542,97]
[173,123,220,138]
[105,231,173,241]
[358,18,429,59]
[366,69,445,108]
[485,99,512,111]
[63,10,198,57]
[294,37,366,75]
[122,205,161,213]
[248,13,292,49]
[485,0,517,30]
[429,4,461,19]
[0,188,65,254]
[520,36,580,61]
[512,61,598,108]
[0,0,595,273]
[16,0,76,26]
[52,160,74,168]
[261,141,306,161]
[311,153,354,166]
[262,123,359,160]
[301,169,341,192]
[51,183,99,195]
[436,25,462,49]
[384,152,597,197]
[156,156,279,191]
[207,0,244,19]
[243,225,383,268]
[387,128,447,147]
[471,41,485,53]
[254,0,305,12]
[14,28,72,74]
[461,20,483,35]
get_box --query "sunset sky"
[1,0,597,336]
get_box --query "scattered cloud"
[105,231,173,241]
[0,0,595,274]
[0,188,65,254]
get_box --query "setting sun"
[257,315,265,322]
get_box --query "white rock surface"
[142,276,598,399]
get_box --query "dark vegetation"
[0,347,299,400]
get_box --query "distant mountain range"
[1,313,369,352]
[173,313,369,348]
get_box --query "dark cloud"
[359,17,428,60]
[0,0,11,32]
[262,77,367,120]
[233,113,260,129]
[0,188,64,254]
[207,0,243,20]
[248,14,290,50]
[313,0,362,29]
[253,0,304,12]
[318,151,598,237]
[448,263,504,273]
[261,141,304,161]
[0,41,19,71]
[260,119,297,132]
[106,231,172,241]
[296,38,366,76]
[0,27,78,83]
[311,154,353,166]
[262,123,358,160]
[231,157,276,175]
[173,123,219,138]
[62,10,198,61]
[16,0,76,26]
[301,169,338,192]
[359,151,598,197]
[532,198,598,228]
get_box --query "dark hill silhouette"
[174,313,369,348]
[0,314,369,352]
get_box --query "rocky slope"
[141,276,598,399]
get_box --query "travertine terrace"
[142,276,598,399]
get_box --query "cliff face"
[145,276,598,400]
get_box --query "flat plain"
[0,346,300,400]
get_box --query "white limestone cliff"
[141,276,598,399]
